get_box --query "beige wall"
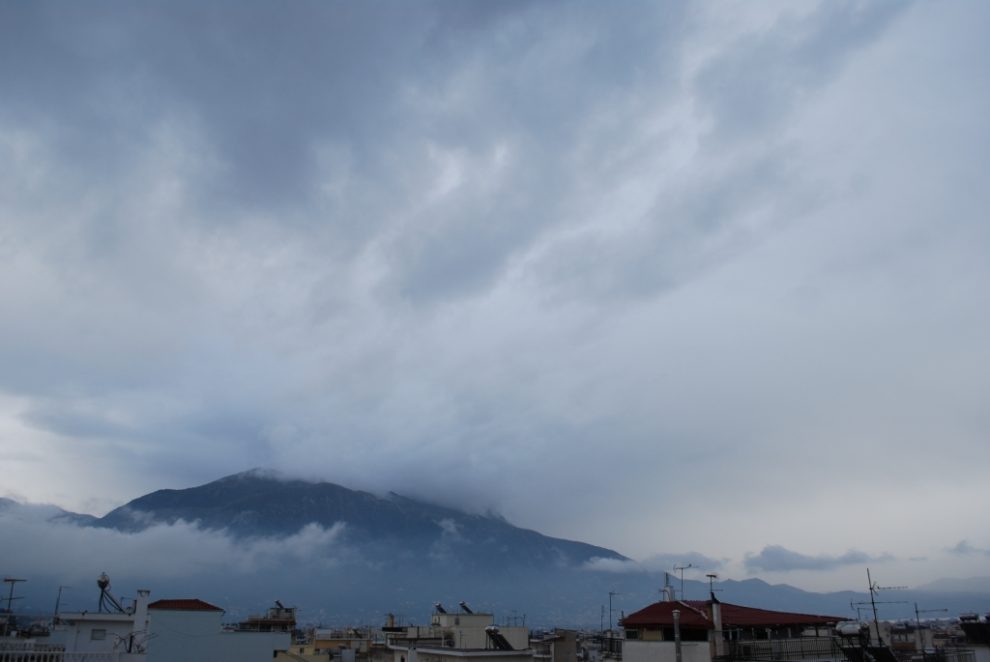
[623,639,711,662]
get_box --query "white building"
[146,598,291,662]
[48,588,151,659]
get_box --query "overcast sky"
[2,0,989,593]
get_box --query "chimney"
[710,593,725,658]
[663,573,676,602]
[130,589,150,653]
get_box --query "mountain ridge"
[5,472,990,624]
[92,469,627,572]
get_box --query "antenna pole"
[868,568,883,646]
[53,586,70,626]
[3,578,26,637]
[674,564,693,600]
[608,591,619,632]
[914,603,948,662]
[706,574,718,596]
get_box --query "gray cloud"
[948,541,990,557]
[0,510,349,581]
[744,545,893,573]
[694,2,906,143]
[584,551,724,574]
[1,0,989,594]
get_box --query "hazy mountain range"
[3,471,989,626]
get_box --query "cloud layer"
[744,545,892,573]
[2,1,990,593]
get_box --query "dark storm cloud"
[744,545,893,573]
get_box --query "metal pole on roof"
[914,603,947,662]
[53,586,70,626]
[674,564,692,600]
[706,574,718,597]
[3,578,26,637]
[673,609,683,662]
[609,591,620,632]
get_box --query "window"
[91,629,107,641]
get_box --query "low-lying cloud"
[744,545,893,573]
[0,509,349,584]
[948,540,990,557]
[584,551,724,574]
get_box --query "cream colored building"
[387,604,533,662]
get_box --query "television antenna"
[849,569,907,646]
[608,591,621,632]
[3,578,26,637]
[674,564,693,600]
[914,603,948,662]
[53,586,71,625]
[706,573,719,596]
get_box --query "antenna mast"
[674,564,693,600]
[3,578,26,637]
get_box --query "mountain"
[94,469,625,573]
[7,473,990,626]
[916,577,990,594]
[0,495,99,526]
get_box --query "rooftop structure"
[621,594,846,662]
[386,602,533,662]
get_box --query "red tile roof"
[148,598,224,612]
[621,600,843,630]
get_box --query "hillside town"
[2,574,988,662]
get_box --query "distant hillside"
[917,577,990,594]
[95,469,626,572]
[0,496,99,526]
[6,473,989,626]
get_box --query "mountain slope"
[95,469,626,571]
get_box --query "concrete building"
[532,629,577,662]
[275,626,381,662]
[959,615,990,662]
[48,588,151,659]
[386,604,533,662]
[146,598,290,662]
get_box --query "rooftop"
[621,599,844,630]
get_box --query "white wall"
[147,609,289,662]
[623,639,710,662]
[51,613,146,654]
[971,644,990,662]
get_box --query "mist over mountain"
[94,469,625,574]
[4,471,990,626]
